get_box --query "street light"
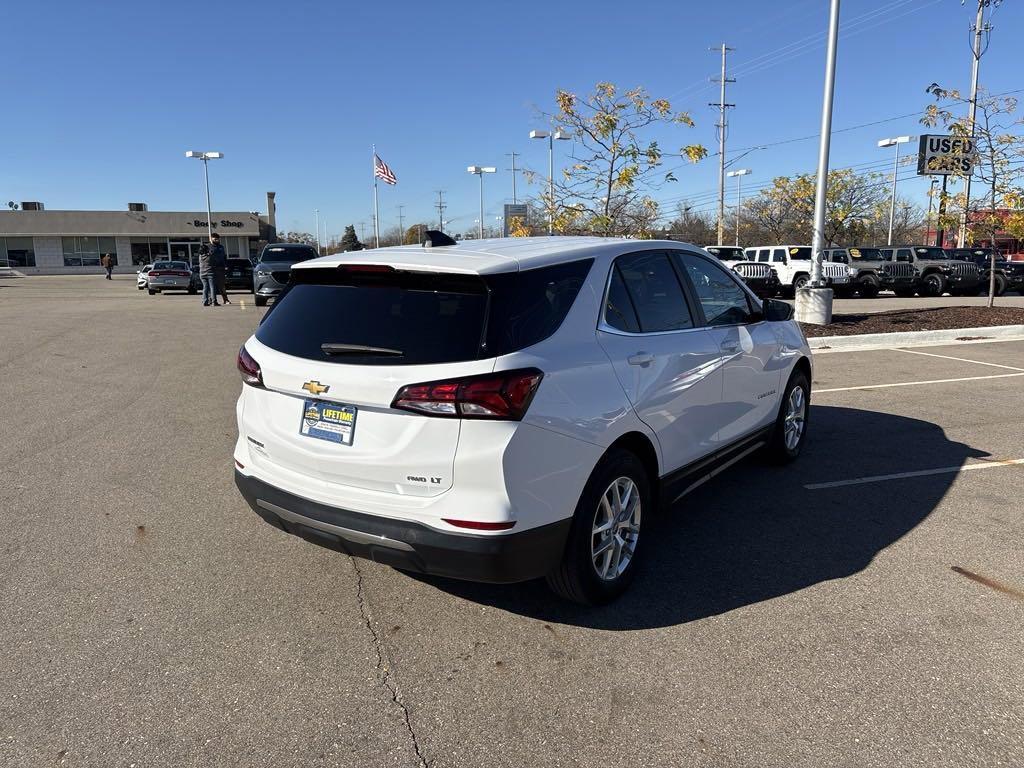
[529,128,572,235]
[184,151,223,242]
[877,135,913,246]
[726,168,751,247]
[467,166,496,240]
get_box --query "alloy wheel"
[591,477,641,581]
[783,385,807,451]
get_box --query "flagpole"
[372,145,380,248]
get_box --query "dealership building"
[0,193,277,274]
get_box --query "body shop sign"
[917,134,977,175]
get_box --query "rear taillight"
[392,368,543,420]
[237,345,264,387]
[149,270,163,277]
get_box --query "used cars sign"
[917,134,977,175]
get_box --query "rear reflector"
[234,459,245,469]
[442,519,516,531]
[392,368,543,420]
[237,345,264,387]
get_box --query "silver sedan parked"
[146,261,197,295]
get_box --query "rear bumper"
[234,470,571,583]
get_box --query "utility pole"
[506,151,521,204]
[314,208,321,255]
[958,0,991,247]
[435,190,447,231]
[710,44,735,246]
[397,205,405,245]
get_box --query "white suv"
[233,236,813,604]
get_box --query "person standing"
[100,253,113,280]
[198,243,218,306]
[209,233,230,305]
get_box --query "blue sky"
[3,0,1021,240]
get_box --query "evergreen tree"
[339,225,364,252]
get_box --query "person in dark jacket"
[209,233,230,305]
[198,243,218,306]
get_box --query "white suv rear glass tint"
[255,259,592,365]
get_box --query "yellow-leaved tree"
[529,83,706,237]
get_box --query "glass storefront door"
[169,239,203,266]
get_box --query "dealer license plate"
[299,399,357,445]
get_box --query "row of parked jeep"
[704,244,1024,299]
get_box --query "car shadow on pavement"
[409,405,987,630]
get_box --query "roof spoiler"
[423,230,457,248]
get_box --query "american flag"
[374,154,397,185]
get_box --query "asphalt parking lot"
[2,275,1022,768]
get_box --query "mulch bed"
[800,305,1024,337]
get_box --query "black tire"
[793,274,810,292]
[254,295,268,307]
[187,286,198,295]
[545,448,651,605]
[763,369,810,464]
[991,274,1008,297]
[148,289,157,295]
[921,271,947,297]
[858,274,880,298]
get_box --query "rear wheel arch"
[604,431,660,499]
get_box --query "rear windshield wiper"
[321,343,404,357]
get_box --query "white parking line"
[895,347,1024,372]
[805,458,1024,490]
[816,372,1024,393]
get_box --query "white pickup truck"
[743,245,850,296]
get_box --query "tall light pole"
[799,0,841,326]
[314,208,321,254]
[184,151,223,241]
[467,166,496,240]
[878,135,913,246]
[529,129,571,235]
[959,0,991,247]
[726,168,751,246]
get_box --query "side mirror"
[763,298,794,322]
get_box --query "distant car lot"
[0,275,1022,768]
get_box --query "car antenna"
[423,230,457,248]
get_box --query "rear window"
[705,246,744,261]
[787,247,812,260]
[152,261,188,270]
[261,246,317,264]
[256,259,592,365]
[227,259,252,269]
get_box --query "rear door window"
[772,248,787,263]
[256,259,592,365]
[613,252,694,332]
[604,266,641,333]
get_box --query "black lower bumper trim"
[235,471,571,584]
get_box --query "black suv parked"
[824,247,917,298]
[878,246,981,297]
[946,248,1024,296]
[253,243,319,306]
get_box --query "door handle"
[720,340,740,353]
[627,352,655,366]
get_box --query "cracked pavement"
[1,277,1022,767]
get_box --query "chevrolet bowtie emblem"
[302,380,329,396]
